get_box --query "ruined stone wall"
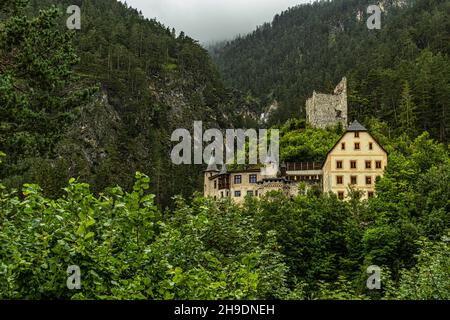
[306,77,348,129]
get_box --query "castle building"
[306,77,348,129]
[203,120,388,202]
[204,161,261,202]
[204,155,304,204]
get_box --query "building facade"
[321,120,388,200]
[203,120,388,202]
[204,157,301,204]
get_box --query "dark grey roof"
[205,156,219,172]
[347,120,367,132]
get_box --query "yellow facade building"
[322,120,388,200]
[203,163,263,204]
[203,120,388,202]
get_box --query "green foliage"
[0,0,262,207]
[0,131,449,300]
[0,0,94,156]
[0,0,449,301]
[386,237,450,299]
[279,122,342,162]
[212,0,450,142]
[0,172,290,299]
[398,82,417,138]
[0,0,96,193]
[0,172,158,299]
[313,276,366,300]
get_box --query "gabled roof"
[321,120,388,169]
[347,120,367,132]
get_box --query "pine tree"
[0,0,94,186]
[398,81,417,138]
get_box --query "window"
[341,143,346,150]
[366,176,372,185]
[355,132,360,138]
[351,176,357,185]
[234,175,242,184]
[221,191,224,198]
[369,142,373,150]
[247,190,254,197]
[354,142,360,150]
[365,161,372,169]
[368,192,375,198]
[249,174,257,184]
[376,161,382,169]
[337,176,344,185]
[336,160,343,169]
[338,191,345,200]
[234,191,241,197]
[350,160,357,169]
[214,180,217,189]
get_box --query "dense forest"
[0,0,449,300]
[211,0,450,143]
[0,0,259,208]
[1,125,449,299]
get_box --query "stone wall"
[306,77,348,129]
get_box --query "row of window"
[340,138,374,151]
[233,174,258,184]
[336,175,379,186]
[338,191,375,200]
[289,175,321,181]
[213,174,258,189]
[217,190,258,198]
[234,174,258,184]
[233,190,257,197]
[336,160,382,170]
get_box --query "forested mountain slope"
[1,0,449,301]
[211,0,450,142]
[0,0,258,207]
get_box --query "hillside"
[0,0,259,207]
[211,0,450,142]
[0,0,449,302]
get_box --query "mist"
[119,0,309,44]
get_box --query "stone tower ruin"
[305,77,348,129]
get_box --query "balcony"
[286,162,322,171]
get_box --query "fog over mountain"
[119,0,308,43]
